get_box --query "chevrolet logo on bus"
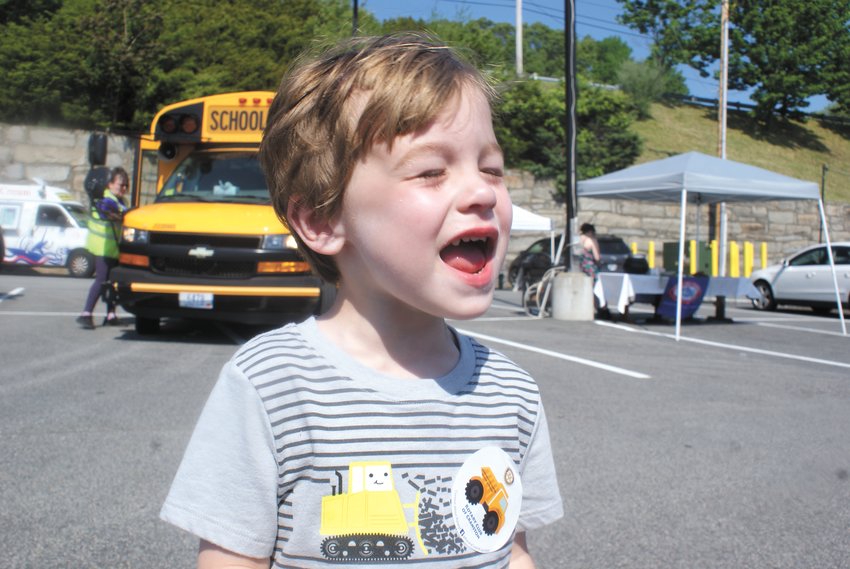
[208,106,267,133]
[188,246,215,259]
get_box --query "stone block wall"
[2,122,847,269]
[0,124,135,203]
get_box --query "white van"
[0,181,94,277]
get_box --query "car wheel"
[67,249,95,278]
[751,280,776,311]
[135,316,160,335]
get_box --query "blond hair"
[259,33,496,282]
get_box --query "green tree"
[617,0,850,122]
[577,35,632,84]
[576,80,642,180]
[494,79,641,195]
[523,22,565,77]
[617,58,687,119]
[0,0,354,130]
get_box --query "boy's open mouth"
[439,235,494,274]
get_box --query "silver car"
[750,242,850,313]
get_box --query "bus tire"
[135,316,160,335]
[317,282,338,316]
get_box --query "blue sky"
[363,0,828,112]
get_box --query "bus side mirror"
[88,133,108,166]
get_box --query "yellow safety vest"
[85,190,125,259]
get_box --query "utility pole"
[717,0,730,276]
[516,0,524,76]
[563,0,577,270]
[820,164,828,242]
[352,0,358,35]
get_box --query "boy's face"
[334,85,512,320]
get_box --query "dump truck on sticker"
[464,466,510,536]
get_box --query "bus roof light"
[180,114,199,134]
[159,114,178,134]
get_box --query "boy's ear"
[286,200,345,255]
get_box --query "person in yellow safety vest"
[76,167,129,330]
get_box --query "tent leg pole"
[818,199,847,335]
[676,189,688,341]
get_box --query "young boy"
[160,34,563,568]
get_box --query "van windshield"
[63,203,89,226]
[157,151,270,204]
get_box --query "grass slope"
[631,103,850,204]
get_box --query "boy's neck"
[315,299,460,380]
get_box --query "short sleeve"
[160,360,279,559]
[517,403,564,531]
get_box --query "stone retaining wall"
[2,123,847,268]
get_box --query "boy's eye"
[482,167,504,178]
[418,169,445,179]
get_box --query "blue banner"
[656,276,709,320]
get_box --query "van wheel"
[68,250,94,278]
[135,317,160,335]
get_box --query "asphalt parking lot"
[1,268,848,568]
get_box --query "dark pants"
[83,257,118,313]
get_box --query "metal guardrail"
[673,94,850,127]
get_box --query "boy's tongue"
[440,242,486,274]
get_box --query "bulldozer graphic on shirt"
[320,461,427,563]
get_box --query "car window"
[832,246,850,265]
[599,238,630,255]
[527,240,549,254]
[788,247,825,266]
[36,205,70,228]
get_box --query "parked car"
[507,234,648,289]
[750,242,850,313]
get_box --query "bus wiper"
[155,193,213,203]
[215,195,271,204]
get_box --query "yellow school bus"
[111,91,331,334]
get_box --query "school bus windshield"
[157,151,270,204]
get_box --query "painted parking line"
[456,327,651,379]
[754,321,850,338]
[594,320,850,370]
[0,287,25,303]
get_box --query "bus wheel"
[317,282,338,315]
[67,250,94,278]
[135,316,160,335]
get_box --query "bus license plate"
[179,292,213,310]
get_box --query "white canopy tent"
[577,151,846,338]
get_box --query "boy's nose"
[456,173,499,213]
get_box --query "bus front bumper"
[110,266,325,325]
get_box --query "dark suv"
[507,234,648,289]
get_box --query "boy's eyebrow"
[393,141,504,170]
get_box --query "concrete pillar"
[551,272,594,321]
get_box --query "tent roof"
[577,151,819,204]
[511,204,553,232]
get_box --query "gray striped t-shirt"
[161,317,563,568]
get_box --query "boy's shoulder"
[230,318,320,378]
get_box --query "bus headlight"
[122,227,149,244]
[262,234,298,250]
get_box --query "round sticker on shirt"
[451,446,523,552]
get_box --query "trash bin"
[663,241,711,274]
